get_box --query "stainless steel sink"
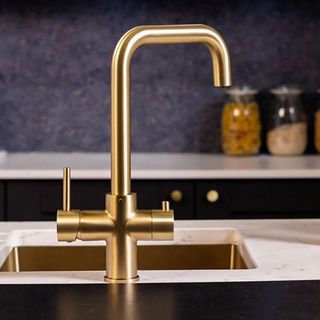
[0,243,255,272]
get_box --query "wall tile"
[0,0,319,152]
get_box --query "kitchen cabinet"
[158,181,194,219]
[6,180,194,221]
[196,179,320,219]
[195,181,231,219]
[0,183,5,220]
[4,179,320,221]
[7,181,110,221]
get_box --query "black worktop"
[0,281,319,320]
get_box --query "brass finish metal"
[63,167,71,212]
[56,24,231,283]
[170,190,183,203]
[162,201,170,211]
[0,243,255,272]
[57,170,174,281]
[206,190,220,203]
[111,24,231,196]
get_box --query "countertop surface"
[1,219,320,319]
[0,281,319,320]
[1,219,320,284]
[0,152,319,179]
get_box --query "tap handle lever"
[63,167,71,211]
[162,201,170,211]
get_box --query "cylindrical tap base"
[105,235,139,282]
[105,193,139,281]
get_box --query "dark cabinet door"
[158,181,194,219]
[72,180,110,210]
[0,183,5,221]
[6,180,193,221]
[7,181,58,221]
[196,179,320,219]
[9,178,320,221]
[7,180,110,221]
[132,180,159,209]
[195,181,231,219]
[133,180,194,219]
[227,179,320,218]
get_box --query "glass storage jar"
[314,89,320,153]
[267,86,307,156]
[222,86,261,155]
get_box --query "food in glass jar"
[267,123,307,156]
[222,102,261,155]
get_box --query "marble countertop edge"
[0,152,319,179]
[0,219,319,284]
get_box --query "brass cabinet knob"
[170,190,183,203]
[206,190,219,203]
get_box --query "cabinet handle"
[170,190,183,203]
[206,190,219,203]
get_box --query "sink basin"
[0,243,255,272]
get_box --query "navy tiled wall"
[0,0,320,152]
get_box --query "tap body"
[57,24,231,283]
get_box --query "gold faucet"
[56,24,231,283]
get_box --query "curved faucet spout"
[111,24,231,196]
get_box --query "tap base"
[104,275,139,283]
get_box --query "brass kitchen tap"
[57,24,231,283]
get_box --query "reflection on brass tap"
[57,24,231,283]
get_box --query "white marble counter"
[0,152,319,179]
[0,219,320,284]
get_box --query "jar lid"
[271,85,302,95]
[225,85,258,96]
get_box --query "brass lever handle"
[162,201,170,211]
[63,167,71,211]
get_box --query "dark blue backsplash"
[0,0,319,152]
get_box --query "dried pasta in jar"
[222,88,261,155]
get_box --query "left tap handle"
[63,167,71,211]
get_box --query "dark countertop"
[0,281,319,320]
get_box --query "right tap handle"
[63,167,71,211]
[162,201,170,211]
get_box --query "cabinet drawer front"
[196,179,320,219]
[0,183,5,221]
[132,180,159,209]
[196,182,230,219]
[7,181,110,221]
[228,180,320,217]
[133,180,194,219]
[158,181,194,219]
[6,180,192,221]
[7,181,56,221]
